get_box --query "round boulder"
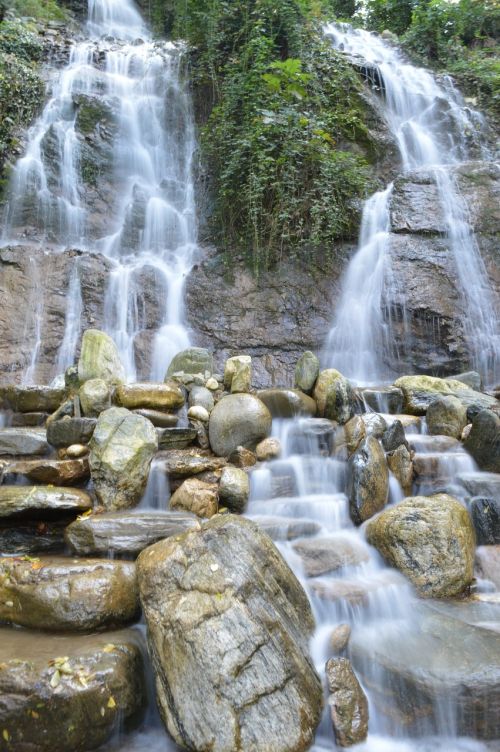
[208,394,272,457]
[366,493,475,598]
[313,369,354,424]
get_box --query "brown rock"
[326,657,369,747]
[169,477,219,518]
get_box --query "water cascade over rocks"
[0,2,499,751]
[324,25,500,386]
[1,0,197,383]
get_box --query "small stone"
[169,477,218,518]
[188,405,210,422]
[330,624,351,654]
[382,420,407,452]
[347,436,388,525]
[326,657,369,747]
[228,446,257,468]
[188,386,214,412]
[344,416,366,455]
[461,424,472,441]
[132,409,178,428]
[256,437,281,461]
[205,377,219,391]
[66,444,89,458]
[387,444,413,495]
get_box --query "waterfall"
[2,0,197,383]
[324,24,499,385]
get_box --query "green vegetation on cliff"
[0,15,45,187]
[150,0,376,270]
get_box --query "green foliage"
[7,0,67,22]
[0,9,48,194]
[365,0,414,36]
[400,0,499,125]
[0,17,43,60]
[328,0,360,20]
[166,0,373,270]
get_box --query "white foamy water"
[324,24,499,385]
[2,0,196,382]
[246,415,496,751]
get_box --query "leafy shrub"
[165,0,374,270]
[0,16,43,60]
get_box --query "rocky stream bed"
[0,330,499,751]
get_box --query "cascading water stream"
[1,0,197,383]
[246,416,495,752]
[324,24,499,385]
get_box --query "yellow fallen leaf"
[103,644,116,653]
[30,711,39,719]
[107,696,116,709]
[2,729,10,741]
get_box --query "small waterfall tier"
[2,0,197,382]
[324,24,499,386]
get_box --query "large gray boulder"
[78,328,125,384]
[366,493,475,598]
[89,407,158,510]
[137,515,323,752]
[0,627,145,751]
[0,556,138,631]
[347,436,388,525]
[208,394,272,457]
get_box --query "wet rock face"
[383,162,500,376]
[89,407,158,510]
[351,603,500,740]
[0,627,146,752]
[464,410,500,473]
[426,395,468,438]
[137,515,323,752]
[0,485,92,520]
[366,493,475,598]
[0,557,139,631]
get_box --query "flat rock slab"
[351,603,500,739]
[47,418,96,448]
[2,457,89,486]
[249,515,323,541]
[457,471,500,500]
[0,428,49,456]
[0,385,67,413]
[0,520,67,555]
[158,448,226,477]
[256,388,317,418]
[132,409,178,427]
[293,535,370,577]
[115,383,184,411]
[0,556,139,631]
[0,627,145,751]
[157,427,198,450]
[0,486,92,520]
[65,510,200,557]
